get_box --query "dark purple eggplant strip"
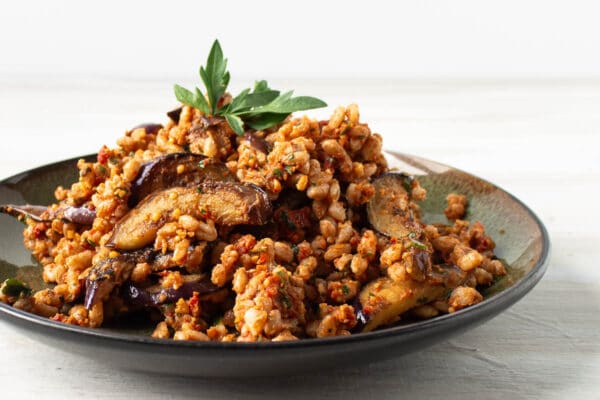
[84,247,212,308]
[122,275,219,307]
[0,204,48,222]
[167,107,182,123]
[84,249,152,309]
[0,204,96,225]
[243,132,271,154]
[84,248,175,308]
[61,206,96,225]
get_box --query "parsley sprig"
[174,40,327,135]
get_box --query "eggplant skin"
[84,248,208,308]
[356,264,466,332]
[122,274,219,307]
[0,204,96,225]
[60,206,96,225]
[0,204,48,222]
[128,153,236,207]
[84,249,152,309]
[366,173,422,239]
[167,107,182,124]
[108,183,272,251]
[243,132,271,154]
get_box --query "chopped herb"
[417,296,429,304]
[197,187,204,194]
[341,285,350,295]
[287,153,295,161]
[409,239,428,250]
[490,274,504,286]
[98,165,107,174]
[284,165,294,175]
[85,238,97,248]
[198,160,205,169]
[174,40,327,136]
[443,288,453,300]
[108,157,119,165]
[273,168,282,178]
[1,278,31,297]
[292,244,299,258]
[276,270,287,283]
[183,144,190,152]
[279,292,292,309]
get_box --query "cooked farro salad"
[0,41,506,342]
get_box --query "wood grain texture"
[0,78,598,399]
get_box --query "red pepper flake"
[257,252,268,265]
[51,314,66,322]
[188,291,201,317]
[32,223,46,239]
[97,145,110,165]
[198,207,212,220]
[82,240,93,250]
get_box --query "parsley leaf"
[199,40,230,114]
[174,39,327,136]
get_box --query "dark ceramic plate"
[0,152,550,377]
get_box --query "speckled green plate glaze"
[0,152,550,377]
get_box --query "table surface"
[0,77,598,399]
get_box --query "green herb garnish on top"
[174,40,327,136]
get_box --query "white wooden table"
[0,77,598,399]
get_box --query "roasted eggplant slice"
[122,274,219,307]
[166,107,182,123]
[108,183,272,251]
[366,173,422,239]
[0,204,96,225]
[355,264,467,332]
[0,204,48,222]
[84,249,152,308]
[84,246,212,308]
[60,206,97,225]
[128,153,236,207]
[243,132,271,154]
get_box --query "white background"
[1,0,600,80]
